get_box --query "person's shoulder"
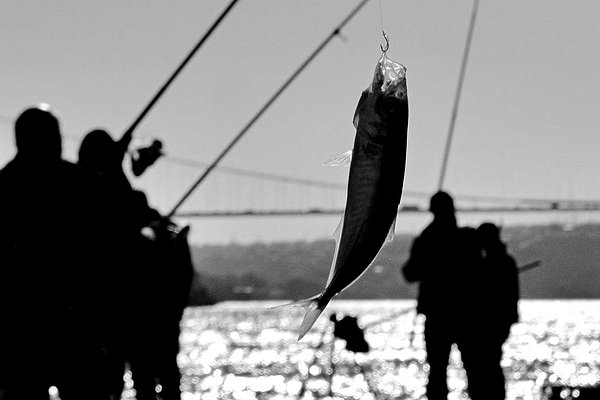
[58,160,109,200]
[0,158,20,182]
[130,188,161,218]
[128,188,151,208]
[505,252,517,267]
[58,158,86,172]
[457,226,478,239]
[420,222,440,237]
[0,159,14,176]
[59,159,101,181]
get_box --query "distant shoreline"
[189,223,600,303]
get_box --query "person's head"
[78,129,119,174]
[477,222,502,250]
[14,105,62,161]
[429,191,455,220]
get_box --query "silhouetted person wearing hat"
[402,191,482,400]
[0,106,112,400]
[468,222,519,400]
[78,129,193,400]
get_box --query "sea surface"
[124,299,600,400]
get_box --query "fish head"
[353,54,408,142]
[372,53,407,101]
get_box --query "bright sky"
[1,0,599,244]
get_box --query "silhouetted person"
[78,129,193,400]
[470,222,519,400]
[79,129,132,191]
[330,313,370,353]
[0,106,111,400]
[146,221,194,400]
[78,129,140,399]
[402,191,483,400]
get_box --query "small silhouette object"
[469,222,520,400]
[402,191,483,400]
[131,138,164,176]
[330,313,370,353]
[0,106,112,400]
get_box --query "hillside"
[189,223,600,302]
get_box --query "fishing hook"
[380,30,389,53]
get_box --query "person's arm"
[402,236,426,282]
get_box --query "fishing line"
[377,0,388,53]
[378,0,385,33]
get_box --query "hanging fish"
[289,52,409,340]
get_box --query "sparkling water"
[125,299,600,400]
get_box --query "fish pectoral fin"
[385,217,397,243]
[323,150,352,167]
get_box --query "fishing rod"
[362,307,415,330]
[517,259,542,273]
[118,0,240,150]
[438,0,480,190]
[166,0,373,218]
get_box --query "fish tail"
[298,300,326,341]
[270,294,326,340]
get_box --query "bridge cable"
[163,155,600,207]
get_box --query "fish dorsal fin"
[323,150,352,167]
[385,217,397,243]
[326,217,344,287]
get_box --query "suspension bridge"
[135,155,600,219]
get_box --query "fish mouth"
[373,54,407,100]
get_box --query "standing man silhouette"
[0,106,111,400]
[402,191,482,400]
